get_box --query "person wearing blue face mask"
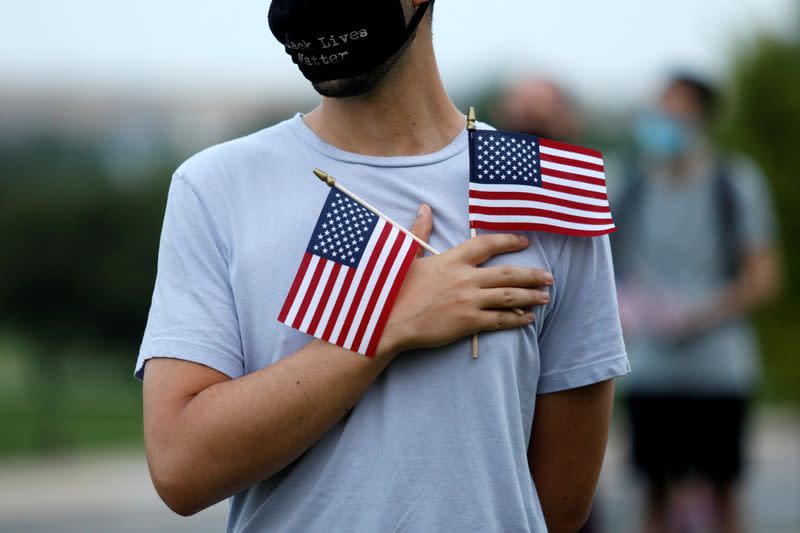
[634,111,699,162]
[612,74,781,533]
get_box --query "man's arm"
[682,246,780,337]
[143,212,555,516]
[682,160,781,337]
[527,379,615,533]
[144,340,394,517]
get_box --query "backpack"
[611,160,742,281]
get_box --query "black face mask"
[268,0,433,83]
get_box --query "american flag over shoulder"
[278,188,419,357]
[468,129,616,236]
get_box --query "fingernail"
[518,234,529,245]
[526,313,535,323]
[542,292,551,303]
[417,205,425,218]
[545,274,554,285]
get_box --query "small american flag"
[279,189,419,357]
[469,130,615,236]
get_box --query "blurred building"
[0,88,302,179]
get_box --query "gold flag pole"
[467,106,477,131]
[467,107,480,359]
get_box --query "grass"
[0,333,143,457]
[0,313,797,458]
[754,308,800,405]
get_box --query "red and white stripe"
[469,138,616,236]
[278,219,418,357]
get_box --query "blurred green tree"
[0,136,173,450]
[0,139,171,350]
[719,31,800,403]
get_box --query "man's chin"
[311,67,393,99]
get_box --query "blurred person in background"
[499,77,584,142]
[613,73,781,533]
[499,77,605,533]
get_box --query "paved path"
[597,408,800,533]
[0,452,226,533]
[0,409,797,533]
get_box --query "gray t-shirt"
[136,114,629,533]
[617,157,776,395]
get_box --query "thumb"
[409,204,433,258]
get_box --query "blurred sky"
[1,0,797,106]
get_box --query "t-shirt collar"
[288,113,469,168]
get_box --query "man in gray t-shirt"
[138,2,629,531]
[614,73,780,533]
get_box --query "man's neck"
[660,140,714,183]
[303,34,465,157]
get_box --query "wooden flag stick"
[470,224,479,361]
[313,169,439,256]
[468,107,480,359]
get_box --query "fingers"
[475,266,554,289]
[452,233,529,265]
[478,310,535,332]
[409,204,433,258]
[476,287,551,310]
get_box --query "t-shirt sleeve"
[135,173,244,381]
[731,157,778,251]
[536,235,630,394]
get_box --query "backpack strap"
[610,167,647,281]
[712,160,743,280]
[613,160,743,282]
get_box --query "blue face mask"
[634,112,695,161]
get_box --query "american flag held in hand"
[279,188,419,357]
[468,130,616,236]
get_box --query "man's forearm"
[693,247,779,333]
[144,339,395,516]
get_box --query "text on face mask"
[285,28,369,52]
